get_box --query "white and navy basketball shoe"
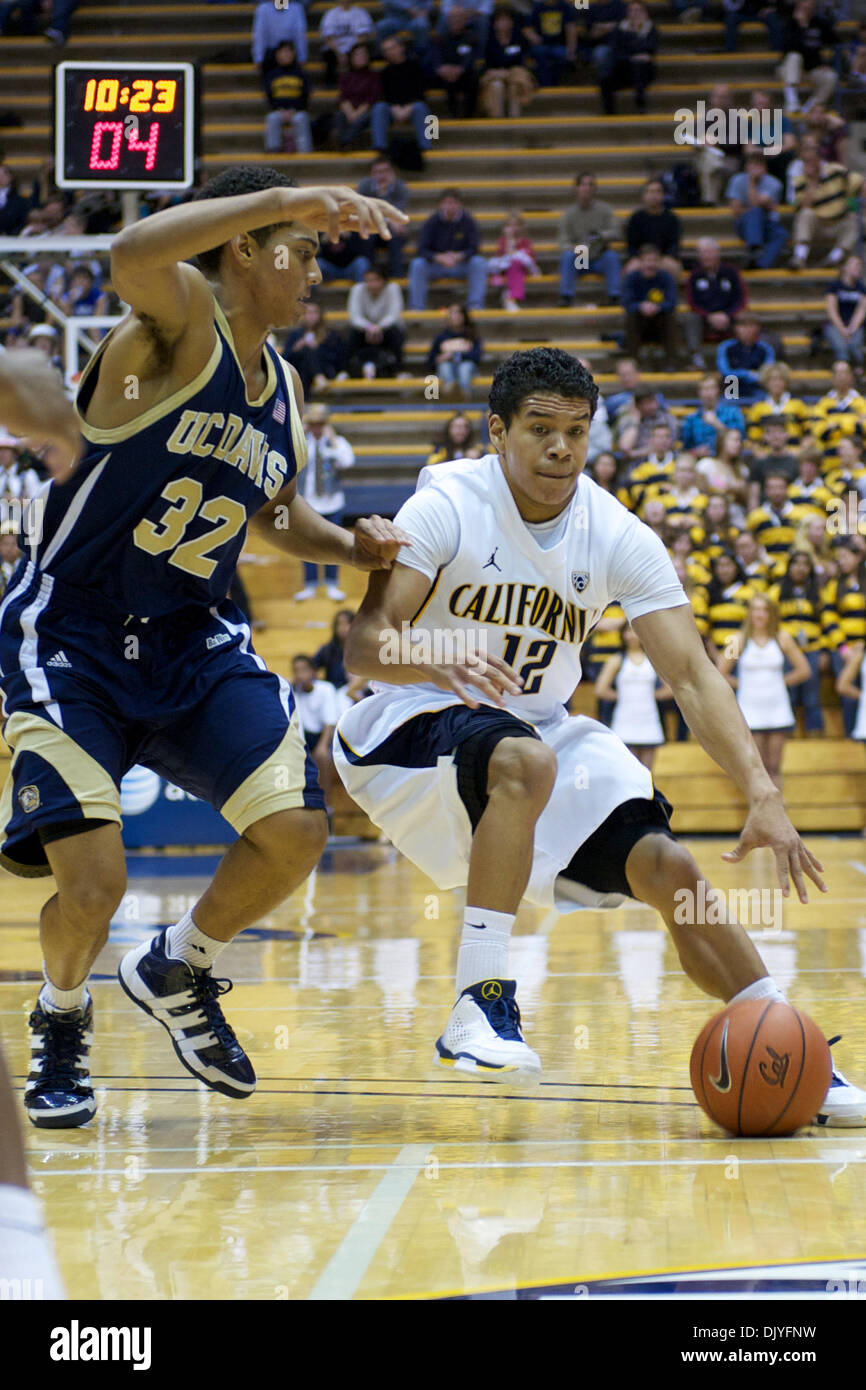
[118,931,256,1099]
[815,1036,866,1127]
[25,990,96,1129]
[434,979,541,1082]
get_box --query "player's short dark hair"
[292,653,315,667]
[193,165,298,275]
[488,347,598,427]
[638,242,660,257]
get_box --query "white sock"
[41,974,88,1013]
[456,907,515,996]
[728,975,786,1007]
[784,84,798,111]
[827,246,844,264]
[794,242,808,261]
[165,910,224,970]
[0,1185,66,1298]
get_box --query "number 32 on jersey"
[133,476,246,579]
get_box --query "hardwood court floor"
[3,837,866,1301]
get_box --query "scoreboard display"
[55,61,196,190]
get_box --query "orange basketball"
[690,998,832,1137]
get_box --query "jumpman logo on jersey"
[482,547,502,572]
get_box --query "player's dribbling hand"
[350,515,412,570]
[431,653,523,709]
[1,350,82,480]
[722,796,827,903]
[278,186,409,243]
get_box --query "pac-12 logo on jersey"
[572,571,589,593]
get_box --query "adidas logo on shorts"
[46,651,73,669]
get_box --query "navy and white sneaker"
[25,990,96,1129]
[434,979,541,1082]
[815,1036,866,1127]
[118,931,255,1099]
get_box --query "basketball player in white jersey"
[334,348,865,1127]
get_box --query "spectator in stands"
[295,403,355,601]
[284,303,349,395]
[747,413,800,508]
[488,213,539,311]
[695,492,740,555]
[376,0,432,50]
[0,521,21,597]
[371,35,431,155]
[480,8,536,119]
[747,469,799,576]
[779,0,837,115]
[316,229,371,282]
[432,7,482,117]
[680,372,746,454]
[334,42,383,148]
[723,0,786,54]
[789,136,863,270]
[749,87,797,188]
[320,0,375,83]
[58,265,107,319]
[811,359,866,466]
[408,189,488,310]
[800,102,848,167]
[0,432,41,501]
[823,254,866,369]
[588,449,629,505]
[346,265,405,378]
[717,313,774,402]
[616,384,678,461]
[734,527,771,589]
[426,302,483,399]
[683,236,746,370]
[438,0,494,47]
[358,157,409,277]
[0,165,28,237]
[521,0,577,86]
[263,41,313,154]
[692,83,746,207]
[747,360,810,443]
[825,538,866,735]
[557,172,621,307]
[599,0,657,115]
[621,242,678,361]
[575,357,613,461]
[604,354,668,420]
[704,550,755,658]
[313,609,356,689]
[849,22,866,91]
[291,654,338,802]
[252,0,307,69]
[582,0,626,89]
[624,178,680,280]
[625,421,676,511]
[425,410,486,465]
[695,425,750,504]
[26,323,63,374]
[727,149,787,269]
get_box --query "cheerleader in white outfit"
[718,594,811,790]
[836,641,866,742]
[594,626,672,770]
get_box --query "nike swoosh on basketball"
[709,1019,732,1093]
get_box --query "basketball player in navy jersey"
[0,168,410,1128]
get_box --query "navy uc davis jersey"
[26,301,307,618]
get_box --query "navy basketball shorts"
[0,562,325,878]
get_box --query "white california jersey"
[371,454,688,726]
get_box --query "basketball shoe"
[434,979,541,1082]
[118,931,255,1099]
[25,990,96,1129]
[815,1037,866,1127]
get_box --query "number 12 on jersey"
[500,633,557,694]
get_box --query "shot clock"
[55,61,196,190]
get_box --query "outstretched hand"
[350,515,412,571]
[721,795,826,902]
